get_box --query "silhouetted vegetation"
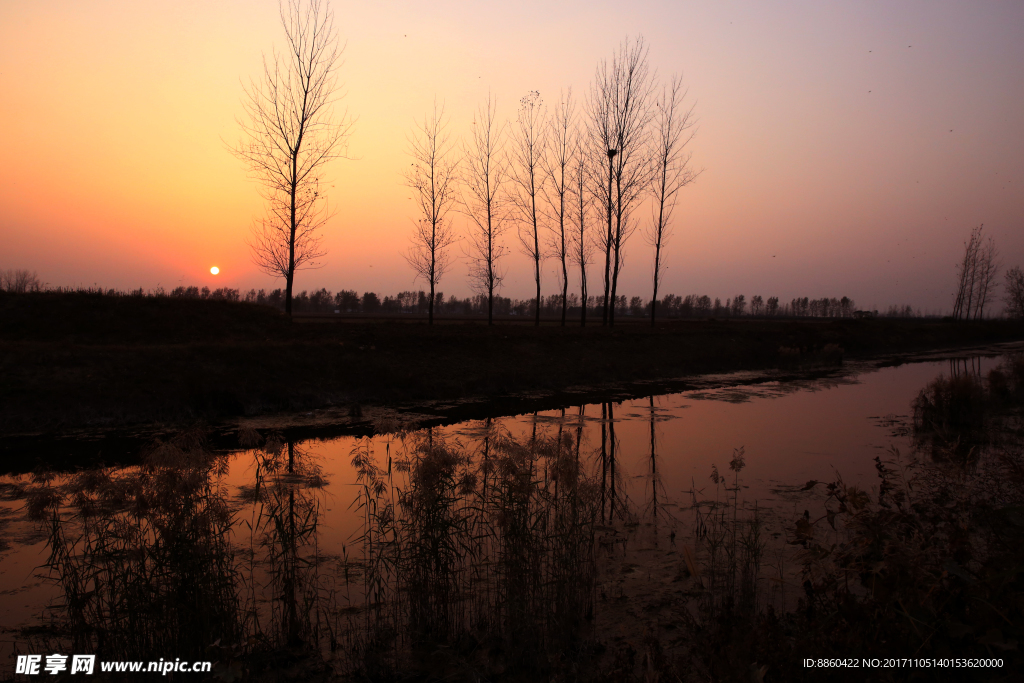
[12,360,1024,681]
[15,280,872,320]
[0,268,42,293]
[344,426,600,679]
[3,290,1023,436]
[233,0,352,316]
[953,224,1000,321]
[913,354,1024,457]
[23,432,243,669]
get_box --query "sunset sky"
[2,0,1022,313]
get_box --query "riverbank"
[4,291,1024,439]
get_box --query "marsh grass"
[662,358,1024,682]
[913,353,1024,457]
[25,431,243,666]
[344,424,601,680]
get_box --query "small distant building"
[853,310,877,319]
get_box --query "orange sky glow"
[2,0,1022,312]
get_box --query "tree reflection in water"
[348,422,600,678]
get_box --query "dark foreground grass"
[3,291,1024,435]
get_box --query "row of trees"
[952,225,999,320]
[156,285,859,319]
[951,225,1024,321]
[0,269,42,293]
[232,2,698,327]
[9,277,982,321]
[404,39,700,327]
[221,2,1024,326]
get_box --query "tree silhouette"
[646,74,698,326]
[588,37,657,326]
[569,128,595,327]
[460,94,508,325]
[234,0,352,315]
[953,225,1000,320]
[1005,266,1024,319]
[543,90,577,326]
[405,102,459,325]
[508,91,548,326]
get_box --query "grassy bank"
[3,291,1024,435]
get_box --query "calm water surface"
[0,349,1012,665]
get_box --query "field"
[3,291,1023,438]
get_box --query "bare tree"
[568,128,595,327]
[405,102,459,325]
[952,227,980,320]
[952,225,999,320]
[1005,266,1024,320]
[0,269,42,293]
[460,94,508,325]
[645,75,698,326]
[589,37,657,326]
[543,90,577,326]
[234,0,352,315]
[508,91,547,326]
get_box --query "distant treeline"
[1,269,930,318]
[92,284,911,318]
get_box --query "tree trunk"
[580,267,588,327]
[602,152,615,326]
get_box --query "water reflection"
[239,433,331,651]
[1,350,1020,676]
[31,433,241,663]
[344,425,600,677]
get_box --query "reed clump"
[670,417,1024,681]
[777,444,1024,681]
[27,431,243,666]
[345,427,601,680]
[913,353,1024,456]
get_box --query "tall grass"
[662,357,1024,682]
[27,431,242,663]
[345,424,601,679]
[913,353,1024,456]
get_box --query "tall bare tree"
[953,225,999,320]
[508,91,547,326]
[569,129,595,327]
[235,0,351,315]
[589,37,657,326]
[543,90,576,326]
[953,225,981,319]
[460,94,507,325]
[405,102,459,325]
[646,75,698,326]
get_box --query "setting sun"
[210,266,220,275]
